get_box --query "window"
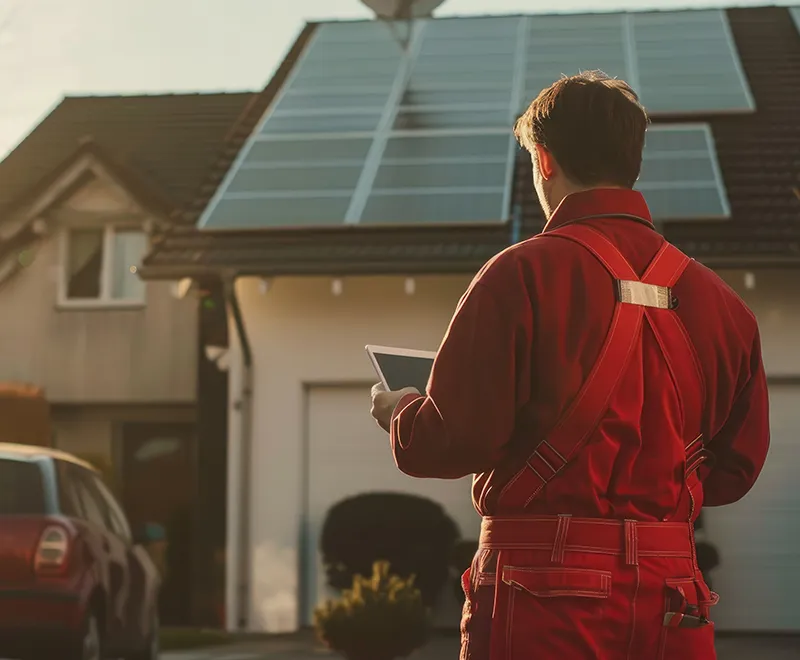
[0,459,46,515]
[55,461,85,519]
[61,226,147,306]
[73,475,108,529]
[91,476,132,543]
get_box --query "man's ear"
[534,143,556,181]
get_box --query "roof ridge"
[61,89,257,101]
[310,3,785,24]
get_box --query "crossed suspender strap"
[497,223,704,510]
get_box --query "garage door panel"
[710,562,799,631]
[304,385,480,625]
[705,383,800,632]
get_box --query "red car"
[0,443,161,660]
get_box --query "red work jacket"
[390,189,770,522]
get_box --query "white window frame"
[57,224,147,309]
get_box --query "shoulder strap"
[641,244,708,479]
[498,224,646,508]
[498,226,708,510]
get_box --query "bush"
[320,493,460,607]
[314,560,430,660]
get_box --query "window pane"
[56,461,84,518]
[111,230,147,300]
[66,228,103,299]
[93,476,131,541]
[0,459,45,515]
[71,468,108,529]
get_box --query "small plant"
[314,560,430,660]
[321,493,460,607]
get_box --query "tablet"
[365,345,436,394]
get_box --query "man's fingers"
[398,386,421,398]
[371,382,386,398]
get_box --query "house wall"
[229,268,799,633]
[0,177,198,404]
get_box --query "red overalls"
[460,223,718,660]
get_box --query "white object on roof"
[360,0,445,19]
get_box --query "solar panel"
[521,10,754,115]
[525,13,628,105]
[358,17,521,226]
[632,11,754,114]
[199,12,741,231]
[636,125,730,220]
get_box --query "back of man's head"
[514,71,649,189]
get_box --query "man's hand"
[370,383,420,432]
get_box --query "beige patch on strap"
[617,280,672,309]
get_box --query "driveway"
[162,633,800,660]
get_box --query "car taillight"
[34,525,70,574]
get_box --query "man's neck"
[545,184,629,223]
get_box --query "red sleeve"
[389,264,532,479]
[701,328,770,507]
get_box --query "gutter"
[223,274,254,631]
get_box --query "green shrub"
[314,561,430,660]
[320,493,460,607]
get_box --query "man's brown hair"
[514,70,649,189]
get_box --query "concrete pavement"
[162,633,800,659]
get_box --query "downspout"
[223,275,254,631]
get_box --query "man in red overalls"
[370,71,770,659]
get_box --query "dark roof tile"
[0,91,257,218]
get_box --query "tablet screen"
[371,351,434,394]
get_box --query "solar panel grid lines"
[345,21,428,224]
[359,16,521,227]
[198,9,750,231]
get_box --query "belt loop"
[551,514,571,564]
[625,519,639,566]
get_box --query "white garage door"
[705,382,800,632]
[303,385,481,626]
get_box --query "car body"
[0,443,161,660]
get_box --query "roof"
[0,442,97,472]
[0,91,258,221]
[140,6,800,278]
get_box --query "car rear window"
[0,459,46,515]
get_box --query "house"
[141,6,800,634]
[0,90,257,625]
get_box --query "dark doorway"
[121,422,196,626]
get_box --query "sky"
[0,0,793,157]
